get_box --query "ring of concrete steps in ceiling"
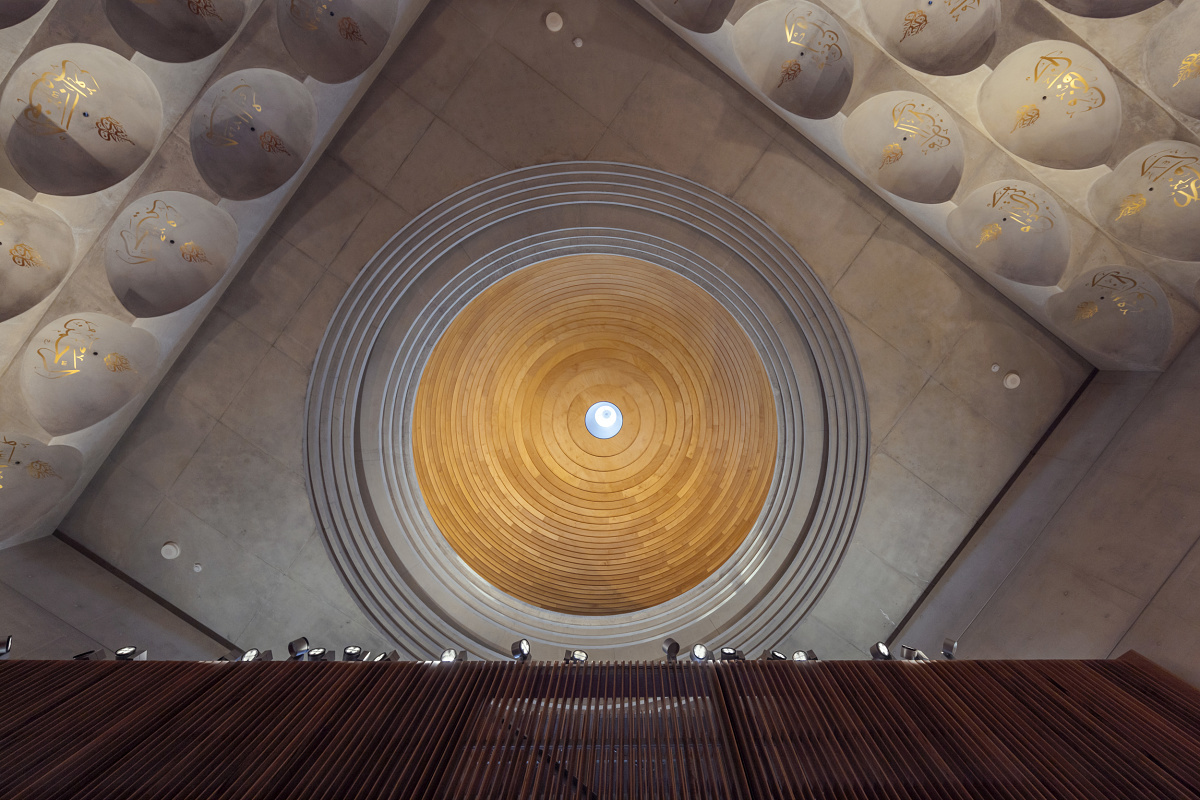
[306,162,868,661]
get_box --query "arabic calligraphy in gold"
[117,199,180,266]
[783,9,843,70]
[901,11,927,41]
[20,60,100,138]
[9,243,45,269]
[1174,53,1200,88]
[945,0,981,21]
[891,100,952,154]
[35,319,97,380]
[1090,270,1157,316]
[880,143,903,169]
[1139,150,1200,208]
[989,185,1056,233]
[288,0,328,32]
[95,116,133,145]
[1027,51,1105,117]
[205,83,261,148]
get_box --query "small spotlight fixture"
[0,635,12,660]
[792,649,819,662]
[870,642,893,661]
[439,648,465,663]
[762,650,788,661]
[239,648,272,662]
[564,649,588,664]
[372,651,390,662]
[343,645,364,662]
[662,638,680,662]
[511,638,531,661]
[373,650,400,662]
[942,638,958,660]
[287,637,309,659]
[115,646,147,661]
[900,645,930,662]
[307,647,329,662]
[690,644,709,663]
[718,647,744,661]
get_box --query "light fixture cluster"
[871,637,960,662]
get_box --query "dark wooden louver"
[0,652,1197,798]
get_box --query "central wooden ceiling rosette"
[413,255,777,615]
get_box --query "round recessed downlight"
[584,401,622,439]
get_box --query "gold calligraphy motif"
[95,116,133,145]
[1091,270,1139,292]
[901,11,927,41]
[989,186,1055,233]
[338,16,366,43]
[777,59,803,88]
[1012,104,1040,132]
[180,242,210,263]
[1074,301,1099,322]
[1047,71,1105,117]
[259,129,291,155]
[891,100,951,153]
[35,318,97,379]
[1116,193,1147,220]
[1139,150,1200,208]
[205,83,261,147]
[288,0,329,31]
[20,60,100,138]
[117,199,180,265]
[1174,53,1200,88]
[1112,290,1156,315]
[783,10,843,69]
[188,0,222,19]
[1089,271,1157,315]
[104,353,134,373]
[10,243,45,269]
[26,460,59,480]
[1030,51,1074,86]
[880,143,903,168]
[977,223,1002,248]
[945,0,981,21]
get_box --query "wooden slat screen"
[0,655,1197,798]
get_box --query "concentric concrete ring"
[306,162,868,660]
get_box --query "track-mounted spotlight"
[372,651,390,662]
[287,637,309,659]
[343,645,364,662]
[762,650,788,661]
[900,645,930,662]
[114,646,147,661]
[662,638,680,662]
[372,650,399,662]
[564,649,588,664]
[511,639,531,661]
[307,647,330,662]
[870,642,893,661]
[239,648,271,662]
[942,638,958,660]
[440,648,465,663]
[0,635,11,660]
[690,644,709,663]
[719,647,744,661]
[792,650,818,662]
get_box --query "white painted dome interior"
[104,0,246,63]
[0,190,74,322]
[863,0,1000,76]
[277,0,397,84]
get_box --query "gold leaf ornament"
[1012,104,1040,132]
[1074,301,1099,322]
[1115,194,1147,221]
[188,0,222,18]
[976,223,1002,248]
[180,242,210,263]
[901,11,927,41]
[104,352,134,373]
[96,116,134,145]
[338,16,366,43]
[1174,53,1200,88]
[259,129,291,155]
[777,59,803,88]
[10,243,45,269]
[26,460,60,480]
[880,143,903,169]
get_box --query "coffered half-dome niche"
[1043,0,1164,17]
[0,44,163,195]
[647,0,734,34]
[277,0,397,84]
[190,69,316,200]
[843,91,964,203]
[1143,1,1200,120]
[732,0,854,120]
[1047,266,1172,367]
[0,434,82,544]
[20,314,158,436]
[105,191,239,317]
[0,191,75,322]
[864,0,1000,76]
[979,40,1121,170]
[104,0,246,63]
[0,0,50,28]
[948,180,1070,286]
[1090,141,1200,262]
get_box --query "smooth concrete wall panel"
[57,0,1089,661]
